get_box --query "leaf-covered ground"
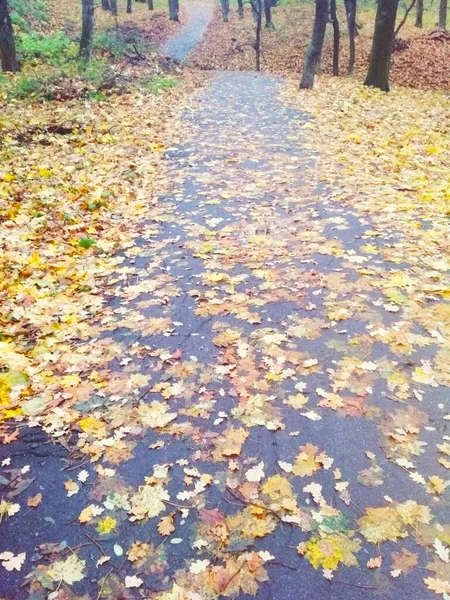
[1,5,450,600]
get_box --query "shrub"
[18,33,76,65]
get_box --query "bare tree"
[169,0,179,21]
[439,0,447,28]
[0,0,18,72]
[148,0,154,10]
[330,0,340,75]
[110,0,118,16]
[299,0,329,89]
[249,0,263,70]
[220,0,230,22]
[79,0,95,61]
[344,0,356,74]
[127,0,132,12]
[237,0,244,18]
[264,0,273,27]
[415,0,423,26]
[364,0,400,91]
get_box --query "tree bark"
[439,0,447,29]
[110,0,118,16]
[101,0,110,9]
[148,0,154,9]
[299,0,329,89]
[415,0,423,26]
[237,0,244,18]
[343,0,356,74]
[364,0,399,91]
[220,0,230,22]
[330,0,340,75]
[168,0,179,21]
[264,0,273,27]
[79,0,95,61]
[127,0,132,12]
[0,0,18,72]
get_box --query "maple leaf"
[125,575,143,588]
[27,493,42,508]
[97,516,117,535]
[129,483,169,521]
[391,548,418,574]
[47,554,85,584]
[158,514,175,536]
[0,552,26,571]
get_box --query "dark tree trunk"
[439,0,447,29]
[220,0,230,22]
[330,0,340,75]
[299,0,329,89]
[79,0,95,61]
[168,0,179,21]
[264,0,273,27]
[0,0,18,72]
[364,0,399,91]
[250,0,262,70]
[237,0,244,18]
[344,0,356,74]
[415,0,423,25]
[127,0,132,12]
[101,0,110,9]
[148,0,154,10]
[110,0,118,15]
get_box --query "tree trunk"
[148,0,154,10]
[264,0,273,27]
[330,0,340,75]
[439,0,447,29]
[127,0,132,12]
[415,0,423,26]
[101,0,110,9]
[237,0,244,18]
[299,0,329,89]
[110,0,118,16]
[168,0,179,21]
[0,0,18,72]
[251,0,262,70]
[364,0,399,91]
[79,0,95,61]
[343,0,356,74]
[220,0,230,22]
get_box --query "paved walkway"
[1,7,448,600]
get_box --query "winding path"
[1,6,448,600]
[162,1,215,62]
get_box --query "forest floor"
[1,2,450,600]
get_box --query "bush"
[145,75,179,94]
[95,27,155,58]
[18,33,76,65]
[9,0,48,32]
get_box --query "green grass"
[18,32,76,66]
[144,75,180,93]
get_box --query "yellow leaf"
[97,516,117,535]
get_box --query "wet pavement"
[1,10,449,600]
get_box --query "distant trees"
[364,0,400,91]
[329,0,340,75]
[79,0,95,60]
[0,0,19,71]
[299,0,329,88]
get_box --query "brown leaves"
[157,514,175,536]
